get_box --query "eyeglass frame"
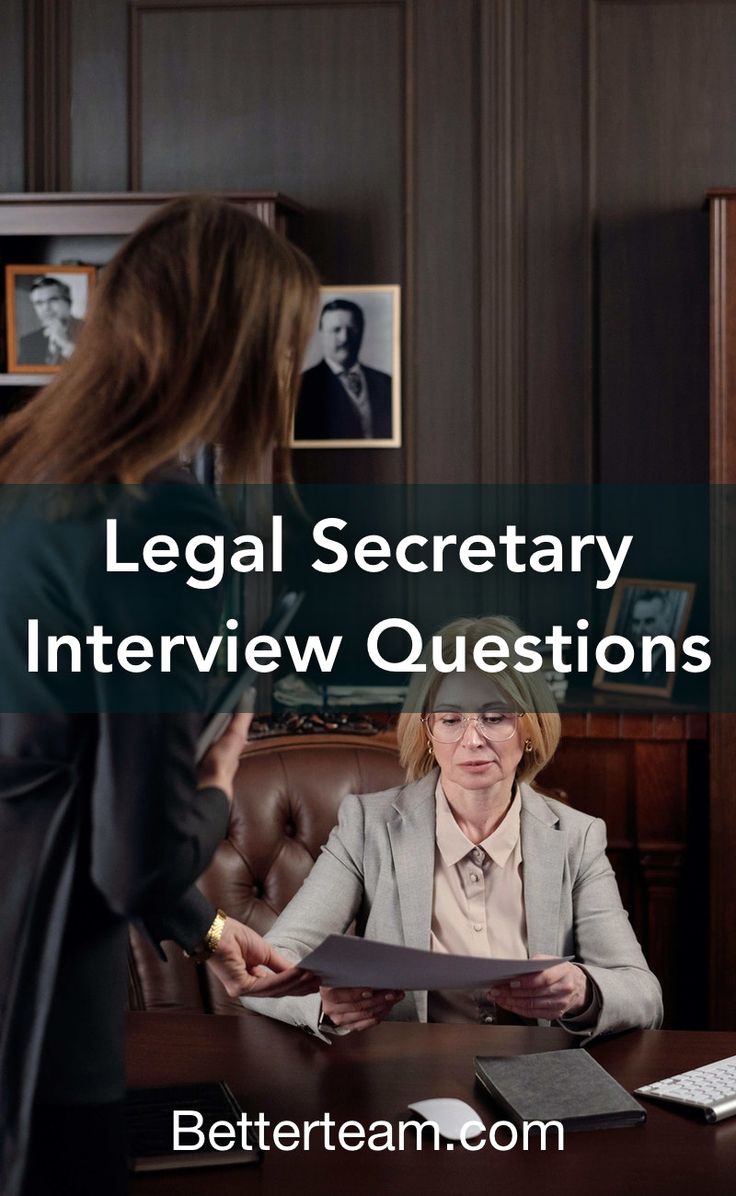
[420,710,521,744]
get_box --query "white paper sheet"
[299,934,571,990]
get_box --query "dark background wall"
[7,0,736,485]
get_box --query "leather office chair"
[128,733,404,1016]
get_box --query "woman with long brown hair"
[0,196,320,1196]
[0,196,316,484]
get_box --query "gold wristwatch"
[185,908,227,963]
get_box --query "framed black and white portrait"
[593,577,696,698]
[292,284,401,448]
[5,264,96,374]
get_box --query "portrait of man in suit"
[594,579,695,697]
[6,265,96,373]
[293,291,399,445]
[625,589,674,687]
[17,277,83,366]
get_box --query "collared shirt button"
[472,848,483,865]
[473,923,483,932]
[469,872,479,883]
[482,1014,495,1024]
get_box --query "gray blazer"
[242,772,663,1040]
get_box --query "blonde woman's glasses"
[422,711,519,744]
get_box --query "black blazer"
[0,478,227,1196]
[294,359,393,440]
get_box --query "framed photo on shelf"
[4,265,97,374]
[291,284,401,448]
[593,577,696,698]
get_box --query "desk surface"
[127,1012,736,1196]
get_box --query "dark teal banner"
[0,483,717,713]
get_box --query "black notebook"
[126,1082,260,1172]
[475,1050,647,1132]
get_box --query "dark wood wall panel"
[524,0,591,484]
[1,0,27,191]
[519,0,736,487]
[135,4,403,281]
[594,0,736,484]
[413,0,478,483]
[70,0,129,190]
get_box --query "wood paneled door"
[708,189,736,1030]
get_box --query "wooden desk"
[128,1012,736,1196]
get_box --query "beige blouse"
[428,780,527,1024]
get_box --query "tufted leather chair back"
[128,733,404,1015]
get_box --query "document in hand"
[299,934,570,990]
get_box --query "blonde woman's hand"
[488,954,591,1020]
[319,986,405,1032]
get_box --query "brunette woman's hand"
[196,711,252,800]
[206,918,318,998]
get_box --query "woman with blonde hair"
[0,196,320,1196]
[243,614,663,1039]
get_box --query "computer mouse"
[407,1098,485,1141]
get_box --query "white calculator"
[635,1055,736,1123]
